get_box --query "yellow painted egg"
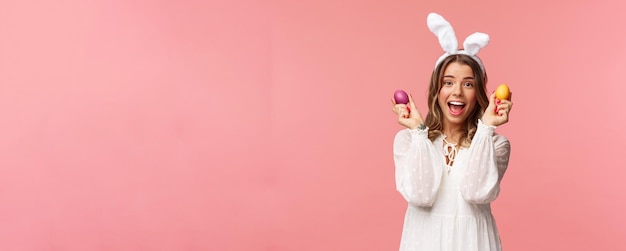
[495,84,511,100]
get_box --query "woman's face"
[437,61,477,128]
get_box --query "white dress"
[393,120,511,251]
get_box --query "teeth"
[449,101,465,105]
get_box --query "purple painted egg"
[394,89,409,104]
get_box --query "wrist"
[480,116,496,127]
[410,123,427,130]
[477,119,496,135]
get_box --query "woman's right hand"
[391,94,425,130]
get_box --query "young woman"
[391,13,513,251]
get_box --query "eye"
[443,81,453,86]
[463,82,474,88]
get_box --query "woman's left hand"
[482,91,513,127]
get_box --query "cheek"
[437,89,448,101]
[437,91,447,107]
[465,90,477,101]
[468,94,479,111]
[437,99,446,111]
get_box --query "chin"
[445,114,468,125]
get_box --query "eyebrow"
[443,75,475,80]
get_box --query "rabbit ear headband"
[427,12,489,74]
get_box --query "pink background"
[1,0,625,250]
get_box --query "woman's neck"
[442,123,465,144]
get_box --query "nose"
[451,82,463,96]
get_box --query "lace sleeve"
[393,128,445,207]
[459,120,511,204]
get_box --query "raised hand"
[482,91,513,127]
[392,94,425,130]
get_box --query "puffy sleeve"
[459,120,511,204]
[393,128,444,207]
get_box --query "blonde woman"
[391,13,513,251]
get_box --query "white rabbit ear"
[427,13,458,54]
[462,32,489,56]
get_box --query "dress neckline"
[442,137,458,173]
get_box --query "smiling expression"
[437,61,477,128]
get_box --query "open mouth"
[448,101,465,116]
